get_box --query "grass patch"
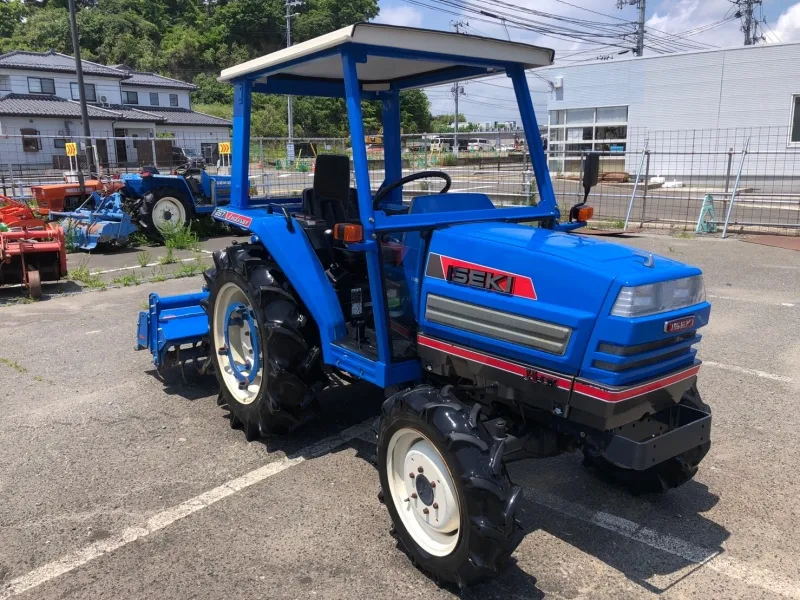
[174,261,204,278]
[191,215,230,238]
[111,272,141,287]
[128,230,150,247]
[137,251,152,268]
[441,152,458,167]
[611,220,625,229]
[674,230,694,239]
[151,266,167,282]
[159,247,177,265]
[0,357,28,374]
[70,260,106,290]
[163,224,199,251]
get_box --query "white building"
[539,41,800,176]
[0,50,231,168]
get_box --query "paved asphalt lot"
[1,233,799,599]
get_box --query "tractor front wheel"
[204,244,325,438]
[377,386,524,587]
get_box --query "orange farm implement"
[0,196,67,298]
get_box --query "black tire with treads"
[202,243,327,438]
[583,384,711,493]
[376,386,524,587]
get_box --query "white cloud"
[772,2,800,42]
[375,5,424,28]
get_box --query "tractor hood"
[418,222,702,375]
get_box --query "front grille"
[593,348,690,372]
[598,331,696,357]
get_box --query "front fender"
[226,210,347,361]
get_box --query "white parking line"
[0,422,371,600]
[708,293,796,307]
[702,361,794,383]
[528,489,800,599]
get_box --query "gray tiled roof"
[120,71,197,90]
[0,94,229,126]
[104,104,162,122]
[0,94,119,119]
[140,107,231,127]
[0,50,126,77]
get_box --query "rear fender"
[229,210,347,360]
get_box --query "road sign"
[65,142,78,157]
[218,142,231,155]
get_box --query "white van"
[468,138,494,152]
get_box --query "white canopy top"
[218,23,554,88]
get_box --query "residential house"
[0,50,231,168]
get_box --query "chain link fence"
[2,126,798,235]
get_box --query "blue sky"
[373,0,800,124]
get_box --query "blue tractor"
[121,167,231,237]
[136,25,712,586]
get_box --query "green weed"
[159,247,177,265]
[111,272,141,287]
[151,266,167,282]
[162,224,199,251]
[611,220,625,229]
[137,251,152,268]
[71,260,106,289]
[675,231,693,239]
[174,261,204,278]
[0,357,27,374]
[128,230,149,247]
[441,153,458,167]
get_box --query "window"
[549,110,565,125]
[566,108,595,125]
[54,138,67,149]
[150,92,159,106]
[547,105,629,171]
[169,94,178,107]
[28,77,55,95]
[791,96,800,144]
[597,106,628,122]
[70,82,97,102]
[123,90,139,104]
[21,128,42,152]
[0,75,10,92]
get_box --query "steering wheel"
[372,170,452,209]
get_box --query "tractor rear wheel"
[204,244,326,438]
[377,386,524,587]
[583,385,711,493]
[139,187,192,238]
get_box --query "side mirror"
[569,152,600,223]
[582,152,600,192]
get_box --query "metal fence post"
[639,150,651,227]
[151,137,158,169]
[624,142,649,231]
[722,137,750,239]
[723,148,733,193]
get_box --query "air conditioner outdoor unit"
[100,95,109,106]
[553,77,563,89]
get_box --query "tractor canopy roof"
[218,23,555,96]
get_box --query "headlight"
[611,275,705,318]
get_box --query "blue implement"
[52,191,138,250]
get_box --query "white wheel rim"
[386,428,461,556]
[212,282,263,404]
[152,196,186,232]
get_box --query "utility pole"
[733,0,764,45]
[67,0,92,188]
[450,20,468,156]
[285,0,302,162]
[617,0,646,56]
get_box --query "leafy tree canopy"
[0,0,433,137]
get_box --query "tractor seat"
[183,169,203,197]
[301,154,353,227]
